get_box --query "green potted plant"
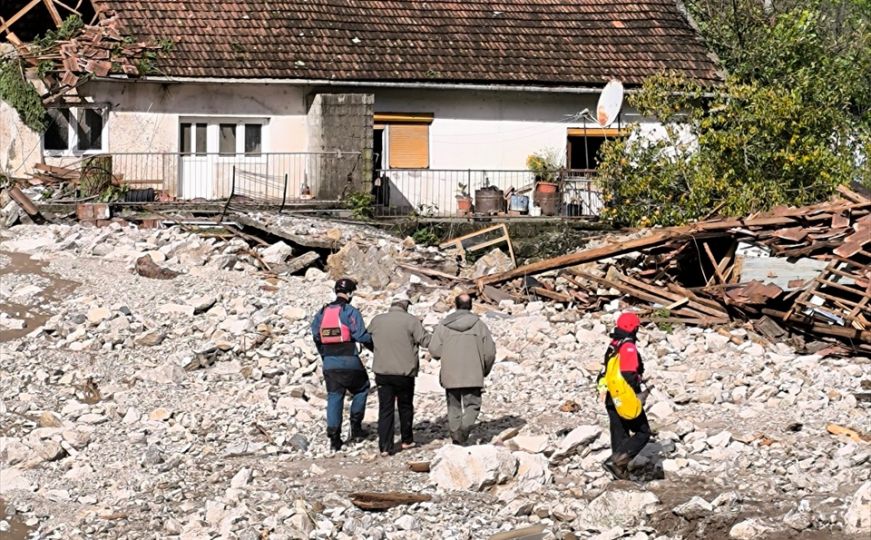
[526,148,563,193]
[456,182,473,215]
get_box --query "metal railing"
[368,168,604,217]
[48,151,363,203]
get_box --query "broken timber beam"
[232,215,337,250]
[477,230,682,287]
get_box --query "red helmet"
[616,312,641,333]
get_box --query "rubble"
[0,213,869,539]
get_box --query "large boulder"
[471,248,514,279]
[430,444,518,491]
[576,489,660,530]
[327,241,396,289]
[845,481,871,534]
[512,451,551,492]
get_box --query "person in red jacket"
[596,312,652,480]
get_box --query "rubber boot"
[349,416,369,441]
[327,428,342,451]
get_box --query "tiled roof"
[93,0,721,86]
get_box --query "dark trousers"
[323,369,370,432]
[607,406,651,459]
[375,374,415,453]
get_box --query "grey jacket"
[429,310,497,389]
[369,306,431,377]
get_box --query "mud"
[0,250,78,342]
[0,500,32,540]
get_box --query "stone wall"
[306,93,373,199]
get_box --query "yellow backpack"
[604,345,643,420]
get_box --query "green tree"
[598,1,871,226]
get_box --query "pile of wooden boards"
[474,186,870,353]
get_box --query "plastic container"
[508,194,529,213]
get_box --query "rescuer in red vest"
[311,277,373,451]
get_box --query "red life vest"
[319,305,351,344]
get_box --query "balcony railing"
[43,151,363,203]
[368,168,604,217]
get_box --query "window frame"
[178,117,269,161]
[42,106,109,157]
[374,112,433,170]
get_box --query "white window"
[43,107,108,155]
[179,118,267,157]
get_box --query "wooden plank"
[0,0,42,34]
[488,525,546,540]
[478,230,681,287]
[826,423,870,443]
[615,272,729,319]
[581,272,722,321]
[815,277,871,299]
[43,0,63,26]
[765,307,871,342]
[349,491,432,511]
[530,287,572,302]
[396,262,465,282]
[467,235,513,254]
[233,214,336,250]
[439,224,506,249]
[836,185,871,204]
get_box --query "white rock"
[648,401,674,420]
[158,303,195,317]
[672,496,713,519]
[395,515,417,531]
[729,518,769,539]
[219,317,251,335]
[137,362,184,384]
[146,250,166,263]
[707,431,732,448]
[148,407,172,421]
[279,306,307,321]
[87,307,111,324]
[845,481,871,533]
[0,468,35,494]
[705,333,730,352]
[230,467,252,488]
[261,241,294,264]
[506,434,549,454]
[430,444,518,491]
[577,489,660,529]
[551,425,601,460]
[512,451,551,492]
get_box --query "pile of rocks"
[0,220,869,540]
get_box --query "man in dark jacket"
[368,294,431,455]
[429,294,497,445]
[310,277,373,451]
[596,312,652,479]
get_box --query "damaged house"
[2,0,720,213]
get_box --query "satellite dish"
[596,79,624,128]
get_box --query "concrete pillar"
[306,93,373,199]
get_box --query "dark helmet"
[335,277,358,294]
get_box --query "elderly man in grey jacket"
[429,293,497,445]
[369,294,431,455]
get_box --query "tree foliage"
[598,0,871,226]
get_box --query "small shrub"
[344,191,375,220]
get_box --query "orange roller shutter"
[389,124,429,169]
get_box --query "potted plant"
[456,182,473,215]
[526,149,563,194]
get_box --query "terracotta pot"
[456,196,473,215]
[535,181,559,194]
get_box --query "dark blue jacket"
[311,298,372,371]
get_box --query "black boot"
[603,453,630,480]
[350,416,369,441]
[327,428,343,451]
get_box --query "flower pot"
[535,181,559,194]
[456,196,473,215]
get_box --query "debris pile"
[0,212,869,539]
[471,187,870,353]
